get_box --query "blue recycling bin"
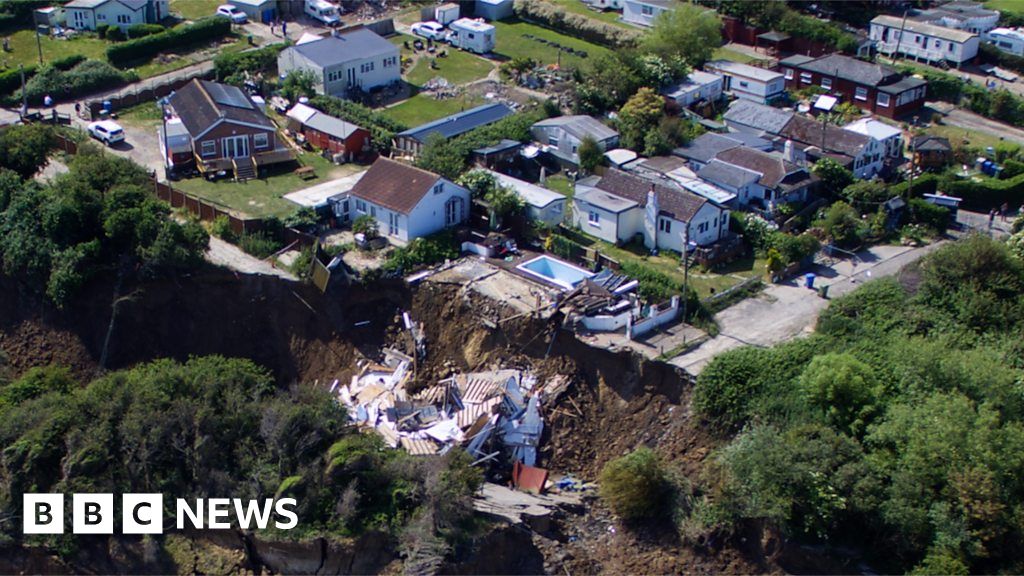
[805,273,816,289]
[102,100,112,113]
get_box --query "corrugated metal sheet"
[458,397,500,429]
[401,437,440,455]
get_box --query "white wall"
[406,179,470,239]
[852,138,885,179]
[572,198,624,244]
[528,200,566,226]
[67,7,95,29]
[870,23,979,64]
[628,296,680,338]
[96,2,145,29]
[279,45,401,99]
[622,0,670,27]
[986,31,1024,56]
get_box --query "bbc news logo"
[24,494,298,534]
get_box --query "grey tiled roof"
[722,100,794,134]
[290,28,398,68]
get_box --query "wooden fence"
[83,63,215,120]
[151,179,316,246]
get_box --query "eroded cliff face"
[0,269,770,575]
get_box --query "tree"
[416,132,466,181]
[599,447,675,523]
[813,158,854,197]
[456,169,498,199]
[694,346,772,431]
[279,69,317,102]
[799,353,880,436]
[577,135,603,174]
[484,183,524,229]
[0,123,54,180]
[641,3,722,67]
[818,201,862,248]
[617,87,664,154]
[841,180,888,213]
[1009,230,1024,261]
[574,52,643,114]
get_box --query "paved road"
[670,241,947,376]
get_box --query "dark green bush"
[599,448,676,522]
[381,230,458,274]
[238,231,284,259]
[127,23,165,39]
[21,59,137,105]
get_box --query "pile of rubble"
[334,349,569,465]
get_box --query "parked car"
[410,21,447,41]
[215,4,247,23]
[87,120,125,146]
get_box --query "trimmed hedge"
[106,17,231,67]
[127,23,165,39]
[0,55,84,98]
[942,172,1024,211]
[513,0,640,48]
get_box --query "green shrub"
[106,26,125,41]
[238,231,283,259]
[599,448,676,522]
[514,0,641,48]
[21,59,137,105]
[381,230,458,274]
[352,214,379,238]
[0,365,75,406]
[96,23,109,39]
[215,43,285,84]
[907,198,950,233]
[51,54,87,71]
[694,346,771,430]
[0,64,36,96]
[210,215,236,242]
[106,17,231,67]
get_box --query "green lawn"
[131,32,249,78]
[169,0,223,21]
[545,174,574,197]
[928,123,1016,152]
[712,46,761,65]
[406,47,494,86]
[173,153,358,218]
[381,92,485,127]
[116,100,164,127]
[548,0,629,27]
[490,19,610,68]
[563,227,766,298]
[0,29,109,70]
[985,0,1024,18]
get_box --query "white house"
[531,115,619,166]
[843,118,904,160]
[870,14,980,66]
[483,169,567,226]
[622,0,674,27]
[704,60,786,104]
[572,169,729,251]
[346,158,470,243]
[277,28,401,100]
[65,0,167,31]
[985,27,1024,57]
[661,70,724,108]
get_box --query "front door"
[222,135,249,159]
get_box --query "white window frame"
[254,133,269,149]
[855,87,868,101]
[800,72,812,84]
[877,92,890,108]
[784,68,793,80]
[659,218,671,233]
[641,4,653,15]
[821,77,833,90]
[588,211,600,226]
[200,140,216,157]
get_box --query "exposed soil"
[0,269,779,574]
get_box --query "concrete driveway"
[670,242,947,376]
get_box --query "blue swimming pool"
[517,255,594,290]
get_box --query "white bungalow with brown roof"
[572,168,730,252]
[345,158,470,243]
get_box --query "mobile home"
[448,18,495,54]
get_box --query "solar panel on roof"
[206,83,253,109]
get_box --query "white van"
[305,0,340,26]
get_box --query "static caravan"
[305,0,340,25]
[448,18,495,54]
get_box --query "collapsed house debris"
[335,331,571,475]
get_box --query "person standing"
[989,209,996,229]
[1001,202,1009,222]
